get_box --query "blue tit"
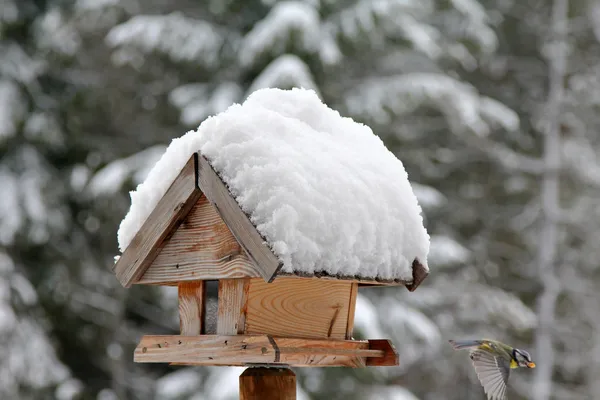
[449,339,536,400]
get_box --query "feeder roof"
[117,88,429,284]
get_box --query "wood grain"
[217,279,250,334]
[197,153,282,282]
[345,282,358,339]
[365,339,399,366]
[244,277,352,340]
[114,155,202,287]
[138,195,261,284]
[134,334,380,367]
[240,367,296,400]
[178,281,205,335]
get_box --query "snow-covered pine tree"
[457,0,600,398]
[96,1,535,399]
[0,1,82,398]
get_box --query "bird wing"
[469,350,510,400]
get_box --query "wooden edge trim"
[113,154,202,287]
[366,339,399,366]
[405,259,429,292]
[133,261,427,289]
[134,335,392,368]
[277,272,409,287]
[196,153,282,283]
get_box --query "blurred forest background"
[2,0,600,399]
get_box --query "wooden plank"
[275,336,369,368]
[366,339,399,367]
[113,155,202,287]
[197,153,282,283]
[345,282,359,339]
[405,259,429,292]
[136,335,273,365]
[178,281,205,335]
[138,196,261,284]
[217,279,250,334]
[134,335,381,367]
[244,277,351,340]
[240,367,296,400]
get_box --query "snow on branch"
[447,0,498,53]
[239,1,341,67]
[86,145,166,197]
[0,44,46,84]
[105,12,225,67]
[393,14,442,59]
[458,284,537,331]
[0,252,72,398]
[34,8,81,56]
[0,80,26,142]
[465,135,543,174]
[247,54,319,95]
[0,0,18,25]
[335,0,433,37]
[410,182,447,210]
[337,0,442,58]
[561,137,600,187]
[0,168,22,245]
[345,73,519,136]
[428,235,470,266]
[169,82,242,126]
[74,0,132,31]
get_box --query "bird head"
[513,348,536,368]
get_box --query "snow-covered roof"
[117,88,429,282]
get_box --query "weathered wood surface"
[138,196,261,285]
[134,335,385,367]
[114,155,202,287]
[365,339,399,366]
[244,277,352,340]
[178,281,205,335]
[345,282,359,339]
[217,279,250,335]
[197,153,282,283]
[239,367,296,400]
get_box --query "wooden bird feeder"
[113,152,428,399]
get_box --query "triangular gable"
[113,153,282,287]
[138,195,262,285]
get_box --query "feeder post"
[239,367,296,400]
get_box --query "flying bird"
[449,339,536,400]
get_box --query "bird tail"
[448,339,482,350]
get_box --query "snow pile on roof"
[118,88,429,281]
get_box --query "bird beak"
[527,362,536,368]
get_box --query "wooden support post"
[239,367,296,400]
[178,281,205,335]
[217,279,250,334]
